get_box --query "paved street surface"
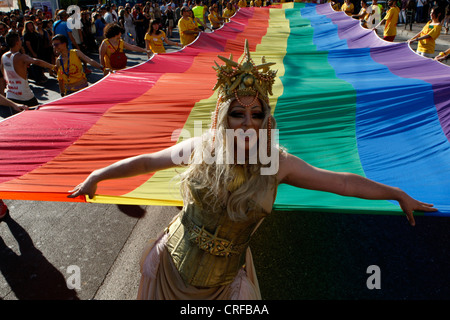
[1,21,450,302]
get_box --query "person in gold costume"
[68,40,437,300]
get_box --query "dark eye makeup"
[228,109,265,119]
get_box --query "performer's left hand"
[396,192,438,226]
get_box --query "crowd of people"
[332,0,450,59]
[0,0,442,301]
[0,0,277,219]
[0,0,277,108]
[332,0,449,26]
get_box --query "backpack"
[108,39,127,69]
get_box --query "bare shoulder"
[276,149,293,183]
[276,150,313,184]
[99,40,107,50]
[13,52,31,65]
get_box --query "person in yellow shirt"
[178,7,200,46]
[372,0,400,42]
[52,34,104,97]
[145,19,181,54]
[254,0,262,6]
[331,0,341,11]
[352,0,371,28]
[209,4,225,30]
[408,6,443,58]
[341,0,354,16]
[435,47,450,63]
[238,0,247,8]
[222,2,236,22]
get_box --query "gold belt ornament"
[187,224,247,257]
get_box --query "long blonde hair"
[179,98,278,221]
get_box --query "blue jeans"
[416,6,423,22]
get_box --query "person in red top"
[43,5,53,19]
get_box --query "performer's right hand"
[68,178,97,199]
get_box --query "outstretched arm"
[24,54,55,70]
[372,18,386,30]
[277,152,437,226]
[164,37,181,47]
[68,137,200,199]
[76,49,104,71]
[123,41,152,56]
[0,94,27,111]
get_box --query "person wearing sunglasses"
[52,34,104,97]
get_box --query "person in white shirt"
[367,0,382,29]
[1,31,56,107]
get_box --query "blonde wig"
[179,97,278,221]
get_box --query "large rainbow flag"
[0,3,449,217]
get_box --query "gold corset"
[165,184,276,288]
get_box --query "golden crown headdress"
[212,39,277,105]
[210,40,277,157]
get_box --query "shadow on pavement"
[117,204,146,219]
[0,212,79,300]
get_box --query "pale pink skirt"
[137,231,262,300]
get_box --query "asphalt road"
[1,22,450,302]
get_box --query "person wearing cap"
[69,40,437,300]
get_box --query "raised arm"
[68,137,200,199]
[277,152,437,226]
